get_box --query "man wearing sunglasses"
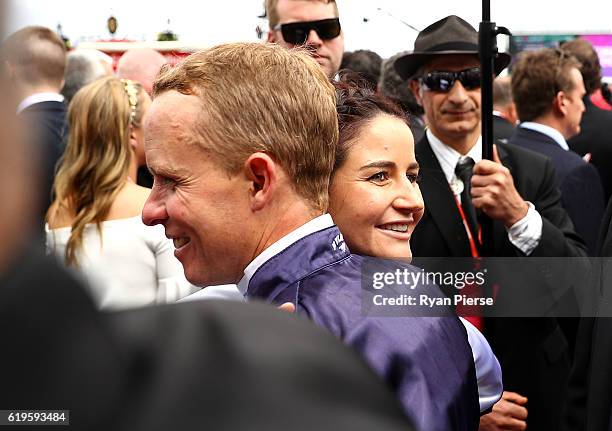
[395,15,587,431]
[266,0,344,78]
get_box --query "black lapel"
[416,136,471,256]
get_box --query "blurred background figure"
[46,76,198,309]
[492,75,517,143]
[266,0,344,79]
[593,81,612,110]
[61,49,113,105]
[563,38,612,203]
[1,26,67,232]
[378,52,425,142]
[116,48,167,95]
[116,47,167,187]
[510,47,604,255]
[339,49,382,88]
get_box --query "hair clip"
[120,78,138,125]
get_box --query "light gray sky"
[6,0,612,58]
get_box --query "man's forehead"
[422,54,480,73]
[146,91,201,130]
[276,0,338,23]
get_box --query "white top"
[427,129,543,255]
[46,216,200,310]
[520,122,569,150]
[17,93,64,114]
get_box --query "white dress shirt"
[520,121,569,150]
[17,92,64,114]
[427,129,542,255]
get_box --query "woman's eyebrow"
[359,160,396,171]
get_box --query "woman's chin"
[375,245,412,262]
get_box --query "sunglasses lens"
[421,69,481,92]
[460,68,481,90]
[280,19,340,45]
[281,24,309,45]
[422,72,454,92]
[313,19,341,40]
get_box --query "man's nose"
[305,29,323,46]
[447,80,469,104]
[142,188,168,226]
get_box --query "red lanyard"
[453,195,481,258]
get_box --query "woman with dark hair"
[328,79,504,417]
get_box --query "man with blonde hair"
[143,41,480,430]
[266,0,344,78]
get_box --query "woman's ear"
[128,126,138,152]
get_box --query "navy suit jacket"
[509,126,604,256]
[245,225,480,431]
[19,100,67,223]
[493,114,516,143]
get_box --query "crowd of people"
[2,1,612,430]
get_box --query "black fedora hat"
[394,15,511,80]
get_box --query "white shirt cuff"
[459,317,503,412]
[506,202,542,255]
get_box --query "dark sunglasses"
[419,68,482,92]
[274,18,341,45]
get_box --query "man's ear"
[244,152,278,211]
[409,79,422,104]
[508,102,519,125]
[4,61,17,82]
[553,91,568,117]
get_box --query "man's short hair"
[511,48,581,122]
[340,50,383,89]
[266,0,339,29]
[379,52,424,117]
[153,42,338,211]
[493,76,513,109]
[2,26,66,89]
[61,50,109,104]
[561,39,602,95]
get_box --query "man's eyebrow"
[147,165,182,178]
[359,160,396,170]
[408,162,420,170]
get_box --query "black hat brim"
[394,50,512,80]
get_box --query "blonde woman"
[46,76,198,309]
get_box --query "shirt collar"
[17,93,64,114]
[427,129,482,184]
[519,122,569,151]
[236,213,335,296]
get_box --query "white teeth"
[382,224,409,233]
[173,237,190,248]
